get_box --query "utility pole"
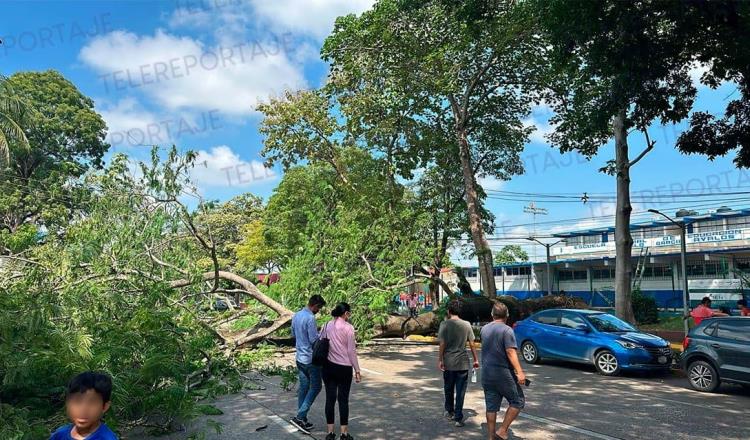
[523,202,548,264]
[527,237,562,296]
[649,209,690,337]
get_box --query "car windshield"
[586,313,636,332]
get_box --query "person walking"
[290,295,327,434]
[322,302,361,440]
[438,299,479,427]
[481,302,526,440]
[408,292,419,318]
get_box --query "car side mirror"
[576,324,591,333]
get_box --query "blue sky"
[1,0,744,263]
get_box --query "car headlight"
[615,340,643,349]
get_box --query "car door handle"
[711,343,721,348]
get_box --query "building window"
[736,258,750,272]
[506,266,531,276]
[685,260,728,278]
[493,267,503,277]
[696,220,724,233]
[640,266,673,279]
[582,235,601,244]
[559,270,587,281]
[727,216,750,229]
[686,262,704,277]
[643,227,666,239]
[592,268,614,279]
[464,268,477,278]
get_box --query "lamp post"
[648,209,689,337]
[527,237,562,296]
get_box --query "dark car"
[514,309,672,376]
[681,317,750,392]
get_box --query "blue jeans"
[297,361,322,420]
[443,370,469,421]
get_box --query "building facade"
[458,208,750,309]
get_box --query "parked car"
[514,309,672,376]
[213,297,239,311]
[681,317,750,392]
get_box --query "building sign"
[688,279,743,302]
[553,227,749,256]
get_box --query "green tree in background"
[1,70,108,245]
[0,75,30,164]
[495,245,529,264]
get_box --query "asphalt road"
[138,343,749,440]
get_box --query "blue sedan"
[514,309,673,376]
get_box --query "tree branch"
[629,128,656,168]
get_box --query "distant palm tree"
[0,75,29,164]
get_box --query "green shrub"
[632,289,659,324]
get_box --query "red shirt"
[691,305,714,325]
[740,306,750,317]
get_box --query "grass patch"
[230,314,260,331]
[640,314,685,332]
[235,344,276,369]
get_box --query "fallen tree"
[373,311,439,338]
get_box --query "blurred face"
[343,310,352,321]
[310,303,323,314]
[66,390,110,434]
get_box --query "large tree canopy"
[321,0,539,297]
[535,0,701,322]
[0,70,109,242]
[674,1,750,166]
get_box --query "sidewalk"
[129,373,311,440]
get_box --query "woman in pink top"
[321,302,361,440]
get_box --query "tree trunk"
[613,110,636,323]
[373,312,439,338]
[456,128,497,298]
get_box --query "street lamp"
[527,237,562,296]
[648,209,690,337]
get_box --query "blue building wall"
[498,289,684,309]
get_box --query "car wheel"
[521,341,540,364]
[688,360,720,392]
[594,350,621,376]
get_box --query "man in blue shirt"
[290,294,326,434]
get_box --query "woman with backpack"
[321,302,361,440]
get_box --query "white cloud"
[689,62,711,89]
[477,176,505,191]
[248,0,376,38]
[98,98,225,148]
[98,97,157,138]
[191,145,277,188]
[80,29,307,116]
[524,117,554,144]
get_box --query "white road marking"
[268,414,303,435]
[421,386,443,392]
[518,413,624,440]
[471,400,622,440]
[360,367,383,376]
[628,391,744,414]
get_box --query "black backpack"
[312,322,331,366]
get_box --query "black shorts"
[482,369,525,412]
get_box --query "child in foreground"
[50,371,118,440]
